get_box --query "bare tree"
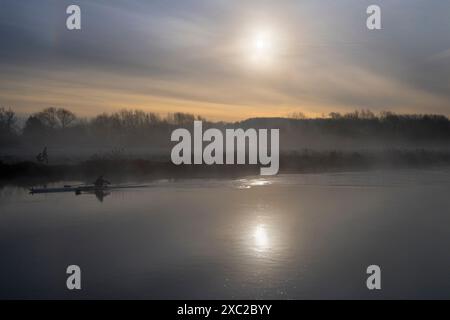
[36,107,59,129]
[0,107,17,133]
[56,108,77,129]
[329,112,342,119]
[359,109,376,120]
[167,112,195,125]
[289,112,307,120]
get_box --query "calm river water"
[1,169,450,299]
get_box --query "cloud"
[0,0,449,119]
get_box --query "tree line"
[0,107,449,147]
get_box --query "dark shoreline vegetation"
[1,107,450,185]
[2,150,450,186]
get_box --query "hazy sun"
[254,32,272,54]
[247,28,276,67]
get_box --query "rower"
[93,175,111,188]
[36,146,49,164]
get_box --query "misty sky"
[1,0,450,120]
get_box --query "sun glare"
[254,224,269,251]
[246,28,277,67]
[254,32,272,54]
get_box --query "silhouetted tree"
[289,112,307,119]
[2,107,450,148]
[56,108,77,129]
[23,116,46,136]
[167,112,196,125]
[359,109,376,119]
[0,107,17,134]
[35,107,59,129]
[329,112,342,119]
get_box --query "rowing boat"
[29,184,146,194]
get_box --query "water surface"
[1,169,450,299]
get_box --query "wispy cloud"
[1,0,450,119]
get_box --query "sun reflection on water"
[235,178,272,189]
[249,179,271,187]
[253,224,270,252]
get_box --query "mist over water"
[1,169,450,299]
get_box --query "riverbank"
[2,149,450,186]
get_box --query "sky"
[0,0,450,121]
